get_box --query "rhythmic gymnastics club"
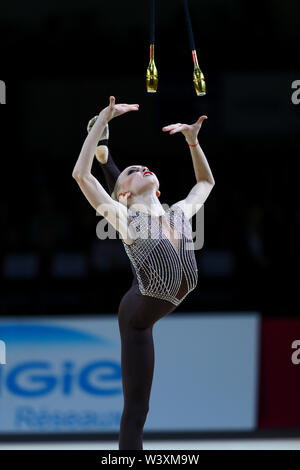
[146,0,158,93]
[182,0,206,96]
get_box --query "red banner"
[258,318,300,428]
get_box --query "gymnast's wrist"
[185,136,199,147]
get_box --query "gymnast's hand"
[100,96,139,122]
[162,115,208,144]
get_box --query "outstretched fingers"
[162,123,181,131]
[170,125,187,134]
[116,104,139,112]
[163,124,190,135]
[162,123,186,135]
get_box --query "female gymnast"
[72,96,215,450]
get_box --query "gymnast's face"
[117,165,160,200]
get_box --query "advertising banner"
[0,313,259,434]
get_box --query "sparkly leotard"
[122,205,198,306]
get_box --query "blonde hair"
[87,115,98,133]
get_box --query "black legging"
[97,142,177,449]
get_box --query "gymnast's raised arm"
[72,96,139,241]
[162,115,215,219]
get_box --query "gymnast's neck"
[127,188,165,217]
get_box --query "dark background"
[0,0,299,317]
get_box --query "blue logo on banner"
[0,323,122,397]
[6,360,122,397]
[0,324,113,345]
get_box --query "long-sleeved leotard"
[97,141,197,449]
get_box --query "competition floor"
[1,439,300,450]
